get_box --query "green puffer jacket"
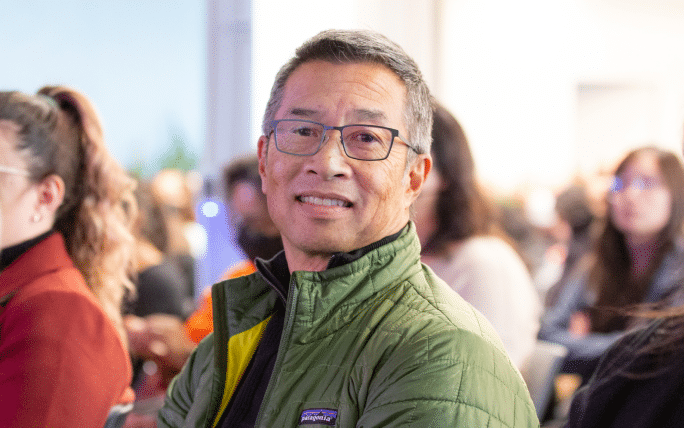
[158,224,539,427]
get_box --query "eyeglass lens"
[274,120,394,160]
[610,175,662,193]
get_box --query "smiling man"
[159,30,538,428]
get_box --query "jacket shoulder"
[364,267,538,426]
[410,264,510,354]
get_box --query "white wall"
[248,0,684,195]
[437,0,684,194]
[251,0,438,140]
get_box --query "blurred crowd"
[118,102,684,426]
[2,85,684,428]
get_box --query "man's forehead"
[277,60,407,123]
[283,107,389,122]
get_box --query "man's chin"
[293,237,352,256]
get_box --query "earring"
[31,213,41,223]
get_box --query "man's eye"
[293,127,317,137]
[358,133,378,143]
[348,131,381,144]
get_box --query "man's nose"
[309,129,350,178]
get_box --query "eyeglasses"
[610,175,664,194]
[0,165,30,177]
[270,119,415,161]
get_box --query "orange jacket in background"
[183,260,256,344]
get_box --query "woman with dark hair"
[566,306,684,427]
[0,87,137,426]
[539,146,684,381]
[413,102,541,368]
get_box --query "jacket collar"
[0,233,75,298]
[256,224,408,303]
[282,222,423,336]
[0,230,53,271]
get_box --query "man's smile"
[296,194,353,208]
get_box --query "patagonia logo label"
[299,408,338,426]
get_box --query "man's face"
[258,60,429,271]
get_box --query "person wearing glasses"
[159,29,538,427]
[539,146,684,383]
[0,87,136,426]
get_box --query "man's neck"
[282,225,408,274]
[283,250,330,274]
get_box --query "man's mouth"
[297,195,352,208]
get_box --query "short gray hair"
[261,29,433,156]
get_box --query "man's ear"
[257,135,270,195]
[407,154,432,202]
[36,174,65,216]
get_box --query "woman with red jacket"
[0,87,137,427]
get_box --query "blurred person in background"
[183,155,282,344]
[122,156,282,426]
[124,180,199,413]
[543,183,596,307]
[563,140,684,428]
[566,303,684,427]
[497,197,542,271]
[413,101,541,368]
[539,146,684,382]
[150,168,201,311]
[128,180,194,320]
[0,87,137,427]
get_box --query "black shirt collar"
[1,231,55,271]
[326,227,404,270]
[255,224,407,301]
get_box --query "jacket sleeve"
[538,273,622,361]
[355,328,539,428]
[158,333,216,428]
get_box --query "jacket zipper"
[253,275,299,427]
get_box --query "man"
[159,29,538,427]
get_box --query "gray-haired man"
[159,29,538,427]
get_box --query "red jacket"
[0,233,132,427]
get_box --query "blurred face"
[609,152,672,246]
[0,121,38,250]
[258,60,429,271]
[228,180,278,237]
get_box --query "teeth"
[300,196,348,207]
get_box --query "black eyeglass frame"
[269,119,416,161]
